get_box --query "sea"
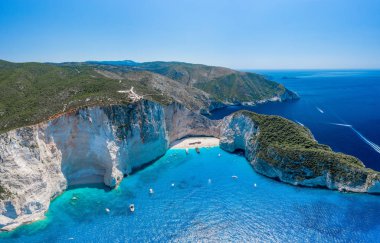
[209,70,380,171]
[1,70,380,242]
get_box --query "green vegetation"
[0,60,171,133]
[92,60,295,103]
[0,60,298,134]
[237,110,379,182]
[0,184,11,200]
[195,73,287,103]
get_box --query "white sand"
[170,137,220,148]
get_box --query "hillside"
[88,60,299,104]
[0,60,171,133]
[0,60,298,133]
[240,111,379,184]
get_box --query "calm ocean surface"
[209,70,380,171]
[1,70,380,242]
[1,147,380,242]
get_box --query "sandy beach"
[170,137,220,149]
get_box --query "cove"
[1,147,380,242]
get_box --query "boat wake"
[316,107,324,114]
[295,120,304,126]
[330,123,380,154]
[330,123,352,127]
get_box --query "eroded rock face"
[164,102,220,143]
[0,126,66,231]
[219,112,380,194]
[0,100,219,231]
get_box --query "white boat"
[105,208,110,213]
[185,148,189,154]
[232,175,238,179]
[149,188,154,194]
[129,204,135,212]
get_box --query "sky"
[0,0,379,69]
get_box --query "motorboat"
[129,204,135,212]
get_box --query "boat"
[185,148,189,154]
[129,204,135,212]
[195,147,200,153]
[149,188,154,194]
[232,175,238,179]
[105,208,110,213]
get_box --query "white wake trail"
[351,127,380,153]
[295,120,304,126]
[316,107,324,114]
[330,123,380,154]
[330,123,352,127]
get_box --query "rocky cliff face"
[164,102,219,143]
[219,112,380,194]
[0,100,219,231]
[1,101,379,232]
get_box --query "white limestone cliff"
[0,100,219,231]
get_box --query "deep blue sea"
[1,147,380,242]
[1,70,380,242]
[209,70,380,171]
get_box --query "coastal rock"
[0,100,219,231]
[219,111,380,194]
[164,102,220,143]
[0,126,66,231]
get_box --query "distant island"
[0,60,378,232]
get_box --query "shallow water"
[2,147,379,242]
[208,70,380,171]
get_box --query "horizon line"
[1,58,380,71]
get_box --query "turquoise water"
[1,147,380,242]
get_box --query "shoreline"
[170,137,220,149]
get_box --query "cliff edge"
[220,111,380,193]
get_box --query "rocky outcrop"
[0,126,66,231]
[219,112,380,194]
[0,100,219,231]
[241,88,299,106]
[164,102,219,143]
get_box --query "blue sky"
[0,0,379,69]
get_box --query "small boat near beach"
[195,147,200,153]
[129,204,135,212]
